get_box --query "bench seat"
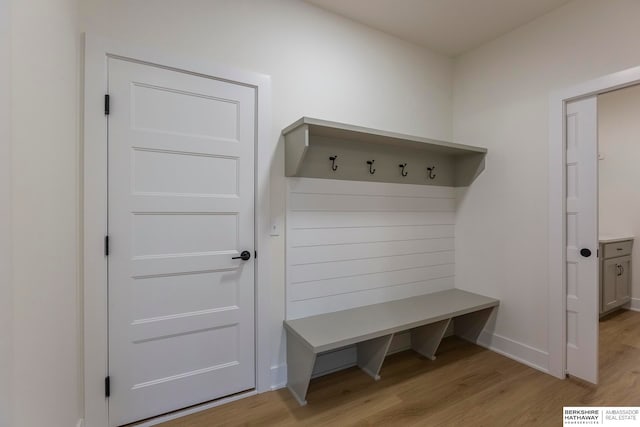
[283,289,499,405]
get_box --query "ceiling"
[304,0,571,56]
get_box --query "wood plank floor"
[159,309,640,426]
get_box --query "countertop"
[599,235,634,244]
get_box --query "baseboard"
[630,298,640,312]
[475,330,549,373]
[270,364,287,390]
[133,390,257,426]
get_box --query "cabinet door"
[602,258,619,312]
[616,255,632,304]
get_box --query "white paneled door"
[565,97,598,384]
[107,58,256,426]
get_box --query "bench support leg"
[454,307,495,343]
[286,333,316,406]
[357,333,393,380]
[410,318,451,360]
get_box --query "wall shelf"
[282,117,487,187]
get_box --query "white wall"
[80,0,453,388]
[2,1,455,424]
[0,0,13,425]
[16,0,640,422]
[453,0,640,366]
[10,0,81,426]
[598,84,640,305]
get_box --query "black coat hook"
[329,155,338,171]
[427,166,436,180]
[399,163,408,177]
[366,160,376,174]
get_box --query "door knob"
[232,250,251,261]
[580,248,592,258]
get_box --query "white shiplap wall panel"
[290,251,455,283]
[289,238,455,265]
[289,211,455,229]
[290,225,455,247]
[288,277,455,320]
[286,178,456,319]
[289,193,456,212]
[289,264,455,301]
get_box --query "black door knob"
[580,248,592,258]
[232,250,251,261]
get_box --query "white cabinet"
[599,238,633,315]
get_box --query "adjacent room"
[3,0,640,426]
[596,83,640,390]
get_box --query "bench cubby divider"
[356,333,394,381]
[410,318,451,360]
[454,307,495,343]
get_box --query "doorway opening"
[595,84,640,385]
[597,85,639,318]
[549,65,640,385]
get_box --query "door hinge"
[104,94,110,115]
[105,235,110,256]
[105,376,110,398]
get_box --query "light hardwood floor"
[159,309,640,426]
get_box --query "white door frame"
[0,1,12,425]
[548,65,640,379]
[83,34,272,427]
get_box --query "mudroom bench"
[283,289,499,405]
